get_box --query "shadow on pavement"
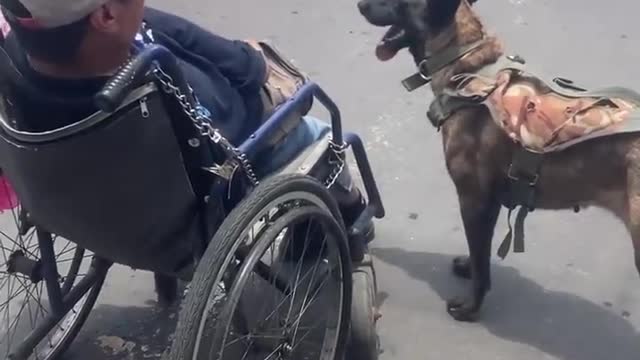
[373,247,640,360]
[63,301,179,360]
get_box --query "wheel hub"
[279,341,293,358]
[6,250,42,283]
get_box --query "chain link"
[152,66,260,187]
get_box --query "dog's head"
[358,0,477,62]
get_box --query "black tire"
[345,269,379,360]
[166,174,352,360]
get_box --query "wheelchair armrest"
[95,44,194,113]
[239,82,344,159]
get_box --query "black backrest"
[0,73,202,278]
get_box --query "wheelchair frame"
[0,45,385,360]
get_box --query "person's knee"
[300,116,331,143]
[255,116,330,175]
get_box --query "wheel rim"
[218,207,344,360]
[193,192,346,360]
[0,177,94,359]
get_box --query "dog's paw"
[446,296,480,322]
[452,256,471,279]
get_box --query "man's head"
[0,0,145,65]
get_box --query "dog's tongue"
[375,26,406,62]
[376,41,399,62]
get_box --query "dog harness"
[404,40,640,258]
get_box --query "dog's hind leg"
[447,183,502,322]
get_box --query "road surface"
[11,0,640,359]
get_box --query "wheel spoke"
[290,316,326,355]
[0,231,37,259]
[0,234,9,266]
[257,250,329,328]
[55,241,74,259]
[34,283,48,318]
[5,275,14,342]
[0,285,26,311]
[55,245,77,260]
[56,254,92,265]
[4,282,32,355]
[0,275,10,293]
[284,221,314,324]
[262,344,284,360]
[290,270,332,341]
[239,338,255,360]
[14,277,36,330]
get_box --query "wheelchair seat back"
[0,64,204,277]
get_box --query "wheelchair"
[0,43,385,360]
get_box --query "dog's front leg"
[447,185,501,322]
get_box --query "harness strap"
[401,39,487,92]
[497,148,543,258]
[425,55,527,129]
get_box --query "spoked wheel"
[167,174,352,360]
[0,177,104,360]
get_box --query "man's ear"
[425,0,462,30]
[89,3,118,33]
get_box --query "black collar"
[402,38,486,92]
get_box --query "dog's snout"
[357,0,371,15]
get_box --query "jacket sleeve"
[142,7,266,95]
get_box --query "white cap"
[5,0,109,29]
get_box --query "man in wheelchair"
[0,0,373,301]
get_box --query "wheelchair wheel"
[345,263,380,360]
[167,174,352,360]
[0,178,104,360]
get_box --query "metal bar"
[344,132,385,219]
[7,258,109,360]
[35,229,64,315]
[348,205,376,262]
[238,82,343,158]
[60,248,84,296]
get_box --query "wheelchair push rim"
[168,174,352,360]
[0,177,100,360]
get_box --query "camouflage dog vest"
[431,56,640,153]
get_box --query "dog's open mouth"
[376,25,408,61]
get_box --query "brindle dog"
[358,0,640,322]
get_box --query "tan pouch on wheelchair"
[245,39,313,147]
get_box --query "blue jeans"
[256,116,331,175]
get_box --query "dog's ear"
[425,0,462,30]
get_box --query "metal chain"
[152,65,348,190]
[152,66,260,187]
[324,139,348,188]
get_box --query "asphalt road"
[25,0,640,359]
